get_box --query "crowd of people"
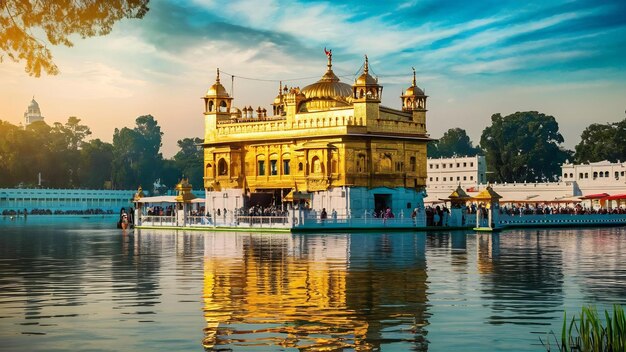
[2,208,115,216]
[500,204,626,216]
[425,205,450,226]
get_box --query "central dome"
[299,54,353,111]
[301,70,353,100]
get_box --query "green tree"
[174,137,203,187]
[480,111,570,183]
[79,139,113,189]
[0,119,22,186]
[0,0,149,76]
[111,115,163,189]
[427,141,440,158]
[574,118,626,163]
[111,127,140,188]
[431,128,481,158]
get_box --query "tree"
[574,118,626,163]
[431,128,481,158]
[79,139,113,189]
[480,111,571,183]
[111,115,163,189]
[174,137,203,187]
[427,141,440,158]
[1,0,149,76]
[0,119,22,185]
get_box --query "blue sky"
[1,0,625,156]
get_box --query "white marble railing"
[498,213,626,226]
[139,215,176,226]
[295,216,427,229]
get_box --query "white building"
[561,160,626,195]
[426,155,486,188]
[425,155,486,199]
[24,98,45,126]
[0,188,136,213]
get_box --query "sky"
[1,0,625,157]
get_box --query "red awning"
[579,193,610,200]
[604,194,626,201]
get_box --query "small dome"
[205,69,229,97]
[273,94,282,105]
[27,98,41,114]
[206,82,229,97]
[356,72,377,85]
[405,85,424,96]
[354,55,378,86]
[404,67,425,96]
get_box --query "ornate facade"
[202,52,431,216]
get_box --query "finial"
[324,47,332,69]
[279,81,282,95]
[216,68,220,83]
[412,67,416,86]
[364,55,369,74]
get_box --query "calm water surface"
[1,216,625,351]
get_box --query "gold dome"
[404,67,425,96]
[301,69,353,100]
[206,68,229,97]
[355,55,377,85]
[405,85,424,96]
[301,52,352,101]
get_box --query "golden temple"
[202,51,430,216]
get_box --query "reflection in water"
[202,233,430,351]
[564,228,626,301]
[481,231,564,325]
[2,221,626,352]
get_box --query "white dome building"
[24,98,45,125]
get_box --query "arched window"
[218,158,228,176]
[357,154,366,173]
[311,156,324,174]
[219,100,228,112]
[298,162,303,172]
[208,100,214,112]
[380,154,392,172]
[605,171,609,177]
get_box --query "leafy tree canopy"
[429,128,481,158]
[1,0,149,76]
[111,115,163,189]
[574,118,626,163]
[480,111,572,183]
[174,137,203,188]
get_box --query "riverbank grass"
[543,305,625,351]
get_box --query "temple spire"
[324,47,332,70]
[364,55,369,74]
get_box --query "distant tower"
[24,97,44,126]
[401,68,427,133]
[203,69,233,139]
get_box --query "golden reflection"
[202,233,429,351]
[477,233,500,274]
